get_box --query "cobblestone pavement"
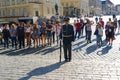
[0,27,120,80]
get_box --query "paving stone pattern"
[0,25,120,80]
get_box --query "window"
[17,0,21,4]
[35,11,39,16]
[47,7,50,14]
[3,10,5,16]
[0,10,1,16]
[46,0,49,3]
[28,0,33,2]
[23,8,27,16]
[52,8,54,14]
[66,3,68,7]
[7,9,10,16]
[62,3,64,6]
[12,9,15,16]
[2,0,5,6]
[71,3,73,6]
[6,0,10,6]
[18,8,20,16]
[12,0,15,5]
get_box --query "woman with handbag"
[95,22,103,47]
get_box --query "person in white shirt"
[95,22,103,47]
[25,23,32,48]
[55,21,61,45]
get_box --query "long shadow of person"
[1,47,41,56]
[86,44,97,54]
[19,61,66,80]
[115,33,120,36]
[73,42,87,52]
[97,46,112,55]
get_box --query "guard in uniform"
[60,17,74,62]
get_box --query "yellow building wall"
[0,0,63,22]
[60,0,81,16]
[61,0,89,16]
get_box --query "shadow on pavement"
[97,46,112,55]
[73,42,87,52]
[18,61,66,80]
[73,40,86,47]
[86,44,97,54]
[0,47,42,56]
[115,33,120,36]
[0,45,59,56]
[35,45,59,55]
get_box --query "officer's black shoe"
[65,59,69,62]
[68,59,71,62]
[65,59,68,62]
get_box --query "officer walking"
[60,17,74,62]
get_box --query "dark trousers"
[0,38,3,44]
[18,36,25,49]
[85,27,87,40]
[52,31,55,43]
[11,37,17,48]
[87,31,92,43]
[81,27,84,36]
[56,36,59,45]
[63,43,72,61]
[75,29,81,39]
[4,38,9,48]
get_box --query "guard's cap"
[64,17,70,21]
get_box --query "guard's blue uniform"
[60,24,74,62]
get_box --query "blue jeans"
[87,31,92,43]
[75,29,81,39]
[96,35,102,46]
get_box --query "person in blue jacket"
[60,17,74,62]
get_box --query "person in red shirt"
[75,20,82,39]
[99,18,104,28]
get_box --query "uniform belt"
[63,35,72,37]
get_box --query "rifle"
[59,39,62,62]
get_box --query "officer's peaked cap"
[64,17,70,21]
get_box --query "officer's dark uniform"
[60,18,74,62]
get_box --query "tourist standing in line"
[56,21,61,46]
[2,24,10,48]
[46,21,53,46]
[32,24,39,48]
[75,20,82,39]
[36,22,41,46]
[17,22,25,49]
[51,22,56,44]
[25,23,32,48]
[86,19,92,44]
[10,24,17,50]
[94,22,103,47]
[118,18,120,33]
[108,22,115,46]
[40,22,47,47]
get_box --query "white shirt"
[26,27,31,33]
[98,27,103,36]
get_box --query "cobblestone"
[0,25,120,80]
